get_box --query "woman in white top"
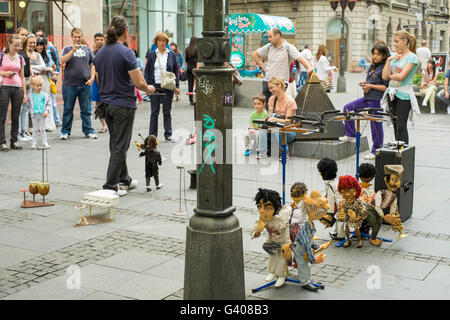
[315,44,338,92]
[420,58,439,113]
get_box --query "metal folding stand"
[254,116,325,205]
[322,108,396,180]
[335,231,393,248]
[252,278,324,293]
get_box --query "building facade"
[229,0,450,71]
[102,0,204,60]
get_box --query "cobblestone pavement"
[1,74,450,300]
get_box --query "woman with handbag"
[144,32,180,142]
[35,37,57,132]
[315,44,338,93]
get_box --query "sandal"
[98,128,108,133]
[343,240,352,248]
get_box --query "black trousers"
[0,86,23,145]
[262,81,272,110]
[103,104,135,191]
[149,84,174,140]
[187,69,195,103]
[388,96,411,144]
[146,173,159,187]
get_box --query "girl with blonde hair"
[382,30,420,144]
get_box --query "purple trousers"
[343,97,383,154]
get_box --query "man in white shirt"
[299,44,315,90]
[416,40,432,71]
[252,28,314,105]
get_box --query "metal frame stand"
[335,231,393,248]
[252,278,324,293]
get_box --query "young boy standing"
[245,94,268,157]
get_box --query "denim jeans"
[103,104,136,191]
[19,104,29,133]
[0,86,23,145]
[50,93,61,124]
[259,130,297,155]
[61,84,94,135]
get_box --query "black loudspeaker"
[375,144,415,222]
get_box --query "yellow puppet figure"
[251,188,291,288]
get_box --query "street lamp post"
[183,0,245,300]
[330,0,357,93]
[418,0,430,41]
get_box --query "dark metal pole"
[184,0,245,300]
[337,3,346,93]
[421,3,426,41]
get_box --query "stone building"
[229,0,450,71]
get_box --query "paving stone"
[78,264,183,300]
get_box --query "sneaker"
[24,132,33,141]
[245,149,250,156]
[30,144,37,150]
[10,142,23,150]
[19,133,28,142]
[115,189,127,197]
[256,152,267,160]
[60,134,69,140]
[165,137,176,143]
[43,144,51,149]
[1,144,8,152]
[363,153,376,160]
[338,136,356,143]
[146,186,152,192]
[86,133,98,139]
[118,179,139,191]
[430,110,436,114]
[156,183,163,189]
[422,101,427,107]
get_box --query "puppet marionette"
[366,165,406,245]
[135,135,163,192]
[290,190,331,292]
[337,175,368,248]
[288,182,309,269]
[317,158,344,240]
[358,163,377,234]
[251,188,291,288]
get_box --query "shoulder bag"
[157,53,176,91]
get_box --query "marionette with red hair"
[337,175,368,248]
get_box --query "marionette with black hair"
[251,188,291,288]
[136,134,163,192]
[358,163,377,234]
[317,157,344,240]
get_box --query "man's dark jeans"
[103,104,135,191]
[62,84,94,136]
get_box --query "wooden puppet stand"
[74,190,119,227]
[252,278,325,293]
[20,188,55,208]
